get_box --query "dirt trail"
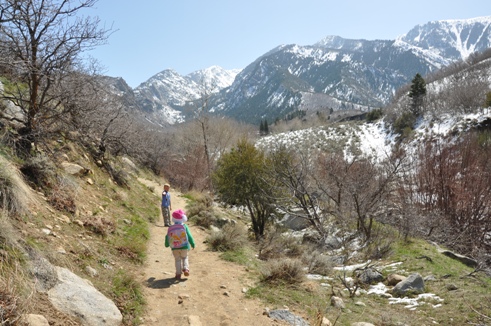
[138,179,286,326]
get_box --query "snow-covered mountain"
[128,16,491,126]
[132,66,240,125]
[396,16,491,64]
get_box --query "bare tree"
[269,146,329,237]
[413,133,491,257]
[162,117,252,191]
[186,78,217,188]
[0,0,111,154]
[445,63,490,113]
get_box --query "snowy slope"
[256,110,491,163]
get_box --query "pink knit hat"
[172,209,187,223]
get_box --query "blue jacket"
[161,191,171,207]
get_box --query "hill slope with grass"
[0,140,294,325]
[1,134,491,326]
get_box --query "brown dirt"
[138,182,290,326]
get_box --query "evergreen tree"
[259,120,264,135]
[264,120,269,135]
[485,91,491,108]
[408,73,427,116]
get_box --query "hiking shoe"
[175,274,181,280]
[183,269,189,277]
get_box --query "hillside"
[0,140,290,325]
[1,103,491,326]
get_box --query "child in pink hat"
[165,209,195,280]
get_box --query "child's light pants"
[172,249,189,275]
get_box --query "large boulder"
[391,273,425,297]
[441,250,478,268]
[47,266,122,326]
[386,273,406,286]
[32,255,122,326]
[61,162,89,176]
[267,309,310,326]
[355,267,384,285]
[280,213,310,231]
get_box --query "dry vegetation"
[0,138,163,325]
[0,1,490,324]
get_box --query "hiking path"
[137,178,288,326]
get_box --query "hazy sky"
[87,1,489,88]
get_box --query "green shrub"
[193,210,217,228]
[393,111,417,136]
[185,190,218,228]
[183,190,213,207]
[206,223,247,252]
[366,108,383,122]
[260,258,305,285]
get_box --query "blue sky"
[87,1,489,88]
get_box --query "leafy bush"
[206,223,247,252]
[183,190,214,208]
[185,190,217,228]
[185,191,213,216]
[260,258,305,285]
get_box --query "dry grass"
[47,175,79,214]
[0,155,37,216]
[0,215,32,325]
[301,249,334,275]
[258,227,304,260]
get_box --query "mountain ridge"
[109,15,491,125]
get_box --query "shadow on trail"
[146,277,187,289]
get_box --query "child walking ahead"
[165,209,195,280]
